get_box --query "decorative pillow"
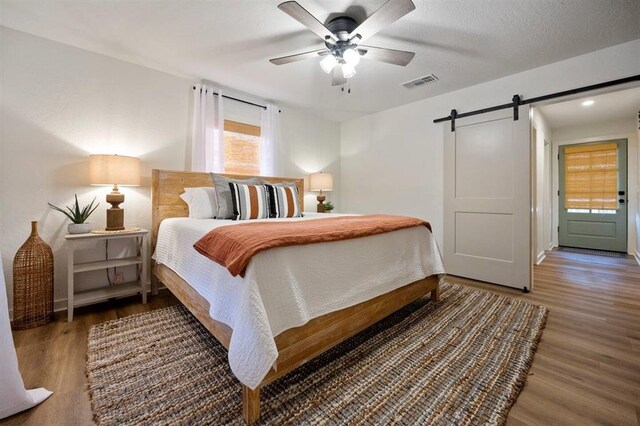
[265,184,302,218]
[211,174,262,219]
[229,183,270,220]
[179,187,218,219]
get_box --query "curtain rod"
[433,74,640,126]
[192,86,281,113]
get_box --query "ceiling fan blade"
[269,49,329,65]
[359,45,415,66]
[348,0,415,43]
[278,1,338,43]
[331,66,347,86]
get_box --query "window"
[223,120,261,175]
[564,142,618,211]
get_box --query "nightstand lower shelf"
[74,256,143,273]
[74,281,144,308]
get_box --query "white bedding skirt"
[152,213,445,388]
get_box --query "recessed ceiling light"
[582,100,595,107]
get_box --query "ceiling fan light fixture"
[343,48,361,66]
[320,54,337,73]
[272,0,418,86]
[342,62,357,79]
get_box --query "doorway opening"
[532,86,639,261]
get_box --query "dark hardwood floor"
[2,250,639,425]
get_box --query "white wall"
[1,27,191,308]
[340,39,640,250]
[0,27,340,311]
[279,109,341,212]
[341,104,446,243]
[531,109,553,263]
[551,118,639,254]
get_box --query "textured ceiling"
[1,0,639,121]
[539,87,640,129]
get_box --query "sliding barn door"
[443,107,532,290]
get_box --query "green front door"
[559,139,628,252]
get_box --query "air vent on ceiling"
[401,74,439,89]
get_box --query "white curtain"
[0,254,52,419]
[260,104,280,176]
[191,83,224,172]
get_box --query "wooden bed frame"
[151,169,440,424]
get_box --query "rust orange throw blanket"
[194,214,432,277]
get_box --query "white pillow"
[179,187,218,219]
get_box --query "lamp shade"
[89,155,140,186]
[309,172,333,192]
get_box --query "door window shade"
[564,142,618,210]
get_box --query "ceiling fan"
[269,0,416,86]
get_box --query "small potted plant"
[48,195,99,234]
[324,201,335,213]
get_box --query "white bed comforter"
[152,213,445,388]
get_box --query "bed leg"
[243,385,260,425]
[151,273,159,296]
[431,285,440,302]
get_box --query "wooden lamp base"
[106,208,124,231]
[316,193,326,213]
[105,186,125,231]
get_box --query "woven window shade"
[564,142,618,210]
[223,120,261,176]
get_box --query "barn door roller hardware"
[512,94,521,121]
[449,109,457,132]
[434,74,640,132]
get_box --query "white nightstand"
[65,228,149,321]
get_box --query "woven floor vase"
[12,221,54,329]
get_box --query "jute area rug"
[87,282,547,425]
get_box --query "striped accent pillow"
[265,184,302,218]
[228,183,270,220]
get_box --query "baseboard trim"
[9,282,167,320]
[635,250,640,266]
[536,252,546,265]
[51,285,167,313]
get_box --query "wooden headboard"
[151,169,305,250]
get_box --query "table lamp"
[309,172,333,213]
[89,154,140,231]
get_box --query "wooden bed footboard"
[154,263,439,424]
